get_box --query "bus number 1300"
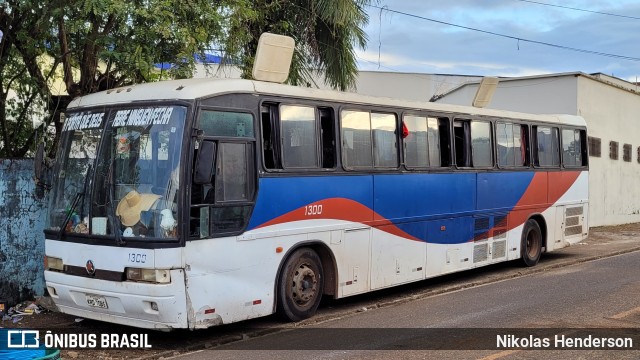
[304,205,323,216]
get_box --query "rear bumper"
[45,269,188,329]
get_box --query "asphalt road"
[20,223,640,360]
[173,250,640,360]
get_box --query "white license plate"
[86,294,108,309]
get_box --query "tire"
[521,219,543,267]
[277,247,324,322]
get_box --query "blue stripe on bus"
[247,172,536,244]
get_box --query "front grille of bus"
[62,265,126,281]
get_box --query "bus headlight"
[45,256,64,271]
[125,268,171,284]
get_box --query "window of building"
[588,136,601,157]
[534,126,560,167]
[623,143,632,162]
[609,141,619,160]
[496,122,528,167]
[562,129,583,166]
[637,146,640,164]
[403,115,441,168]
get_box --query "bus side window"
[454,120,471,167]
[438,118,451,167]
[319,107,336,168]
[372,113,398,168]
[470,121,493,167]
[191,142,255,238]
[280,105,319,169]
[454,119,493,167]
[403,115,444,168]
[534,126,560,167]
[497,122,529,167]
[262,103,336,170]
[261,103,281,169]
[562,128,585,167]
[341,110,373,169]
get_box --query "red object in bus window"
[402,121,409,138]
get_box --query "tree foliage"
[225,0,371,91]
[0,0,372,158]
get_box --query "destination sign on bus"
[112,107,174,128]
[62,112,105,131]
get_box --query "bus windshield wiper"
[58,164,92,238]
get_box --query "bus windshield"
[47,105,187,241]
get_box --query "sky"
[358,0,640,82]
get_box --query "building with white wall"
[195,60,635,227]
[194,62,480,102]
[435,72,640,227]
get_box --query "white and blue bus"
[43,77,588,329]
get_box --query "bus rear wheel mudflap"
[277,247,324,322]
[521,218,543,267]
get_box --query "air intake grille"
[492,240,506,259]
[566,206,583,217]
[564,206,584,237]
[565,226,582,236]
[473,243,488,263]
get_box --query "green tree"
[0,0,372,157]
[1,0,226,157]
[226,0,372,91]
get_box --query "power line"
[513,0,640,21]
[369,5,640,62]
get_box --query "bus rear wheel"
[277,247,324,322]
[521,219,542,267]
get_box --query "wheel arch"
[272,241,338,312]
[527,213,548,251]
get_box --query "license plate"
[86,294,108,309]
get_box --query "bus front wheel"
[521,219,542,267]
[277,247,324,322]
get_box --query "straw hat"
[116,190,161,226]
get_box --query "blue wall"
[0,159,47,304]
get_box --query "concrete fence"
[0,159,47,305]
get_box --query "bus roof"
[67,78,586,127]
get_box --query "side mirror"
[193,140,216,185]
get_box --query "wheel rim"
[526,228,541,258]
[290,262,318,307]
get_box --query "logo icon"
[86,260,96,275]
[6,330,40,348]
